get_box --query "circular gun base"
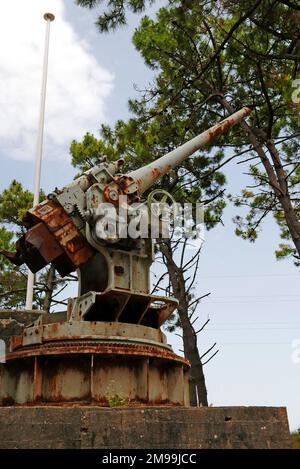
[0,321,190,407]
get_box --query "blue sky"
[1,0,299,430]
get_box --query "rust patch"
[116,175,134,192]
[103,176,138,204]
[6,340,190,368]
[21,200,94,274]
[1,397,15,406]
[208,118,234,141]
[65,236,86,254]
[50,323,59,333]
[91,192,98,207]
[103,183,121,204]
[25,223,64,262]
[10,335,23,350]
[151,167,161,179]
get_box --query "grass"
[291,428,300,449]
[108,394,129,407]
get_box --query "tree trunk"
[276,191,300,256]
[43,265,56,314]
[159,239,208,406]
[179,303,208,406]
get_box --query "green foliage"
[0,226,26,308]
[70,131,120,170]
[76,0,154,32]
[0,227,14,271]
[230,160,300,265]
[0,267,28,309]
[108,393,129,407]
[0,181,52,309]
[291,428,300,449]
[0,182,34,308]
[0,180,33,228]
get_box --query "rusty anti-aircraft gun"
[0,107,250,407]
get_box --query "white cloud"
[0,0,114,161]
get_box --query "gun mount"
[0,107,251,407]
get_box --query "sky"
[0,0,299,431]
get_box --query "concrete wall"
[0,309,67,346]
[0,310,44,345]
[0,406,291,449]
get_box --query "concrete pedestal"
[0,406,291,449]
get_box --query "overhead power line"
[205,326,300,331]
[198,273,300,279]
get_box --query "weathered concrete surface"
[0,310,67,345]
[0,406,290,449]
[0,310,45,345]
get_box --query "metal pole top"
[44,12,55,21]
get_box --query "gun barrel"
[128,107,251,195]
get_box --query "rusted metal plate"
[25,222,63,263]
[148,361,168,403]
[69,287,178,326]
[2,315,190,406]
[92,357,145,403]
[7,340,189,367]
[10,335,23,350]
[1,199,94,275]
[2,200,95,275]
[1,339,189,406]
[11,321,166,350]
[29,200,94,270]
[42,356,91,403]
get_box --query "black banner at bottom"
[0,449,298,466]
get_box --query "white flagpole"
[25,13,55,310]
